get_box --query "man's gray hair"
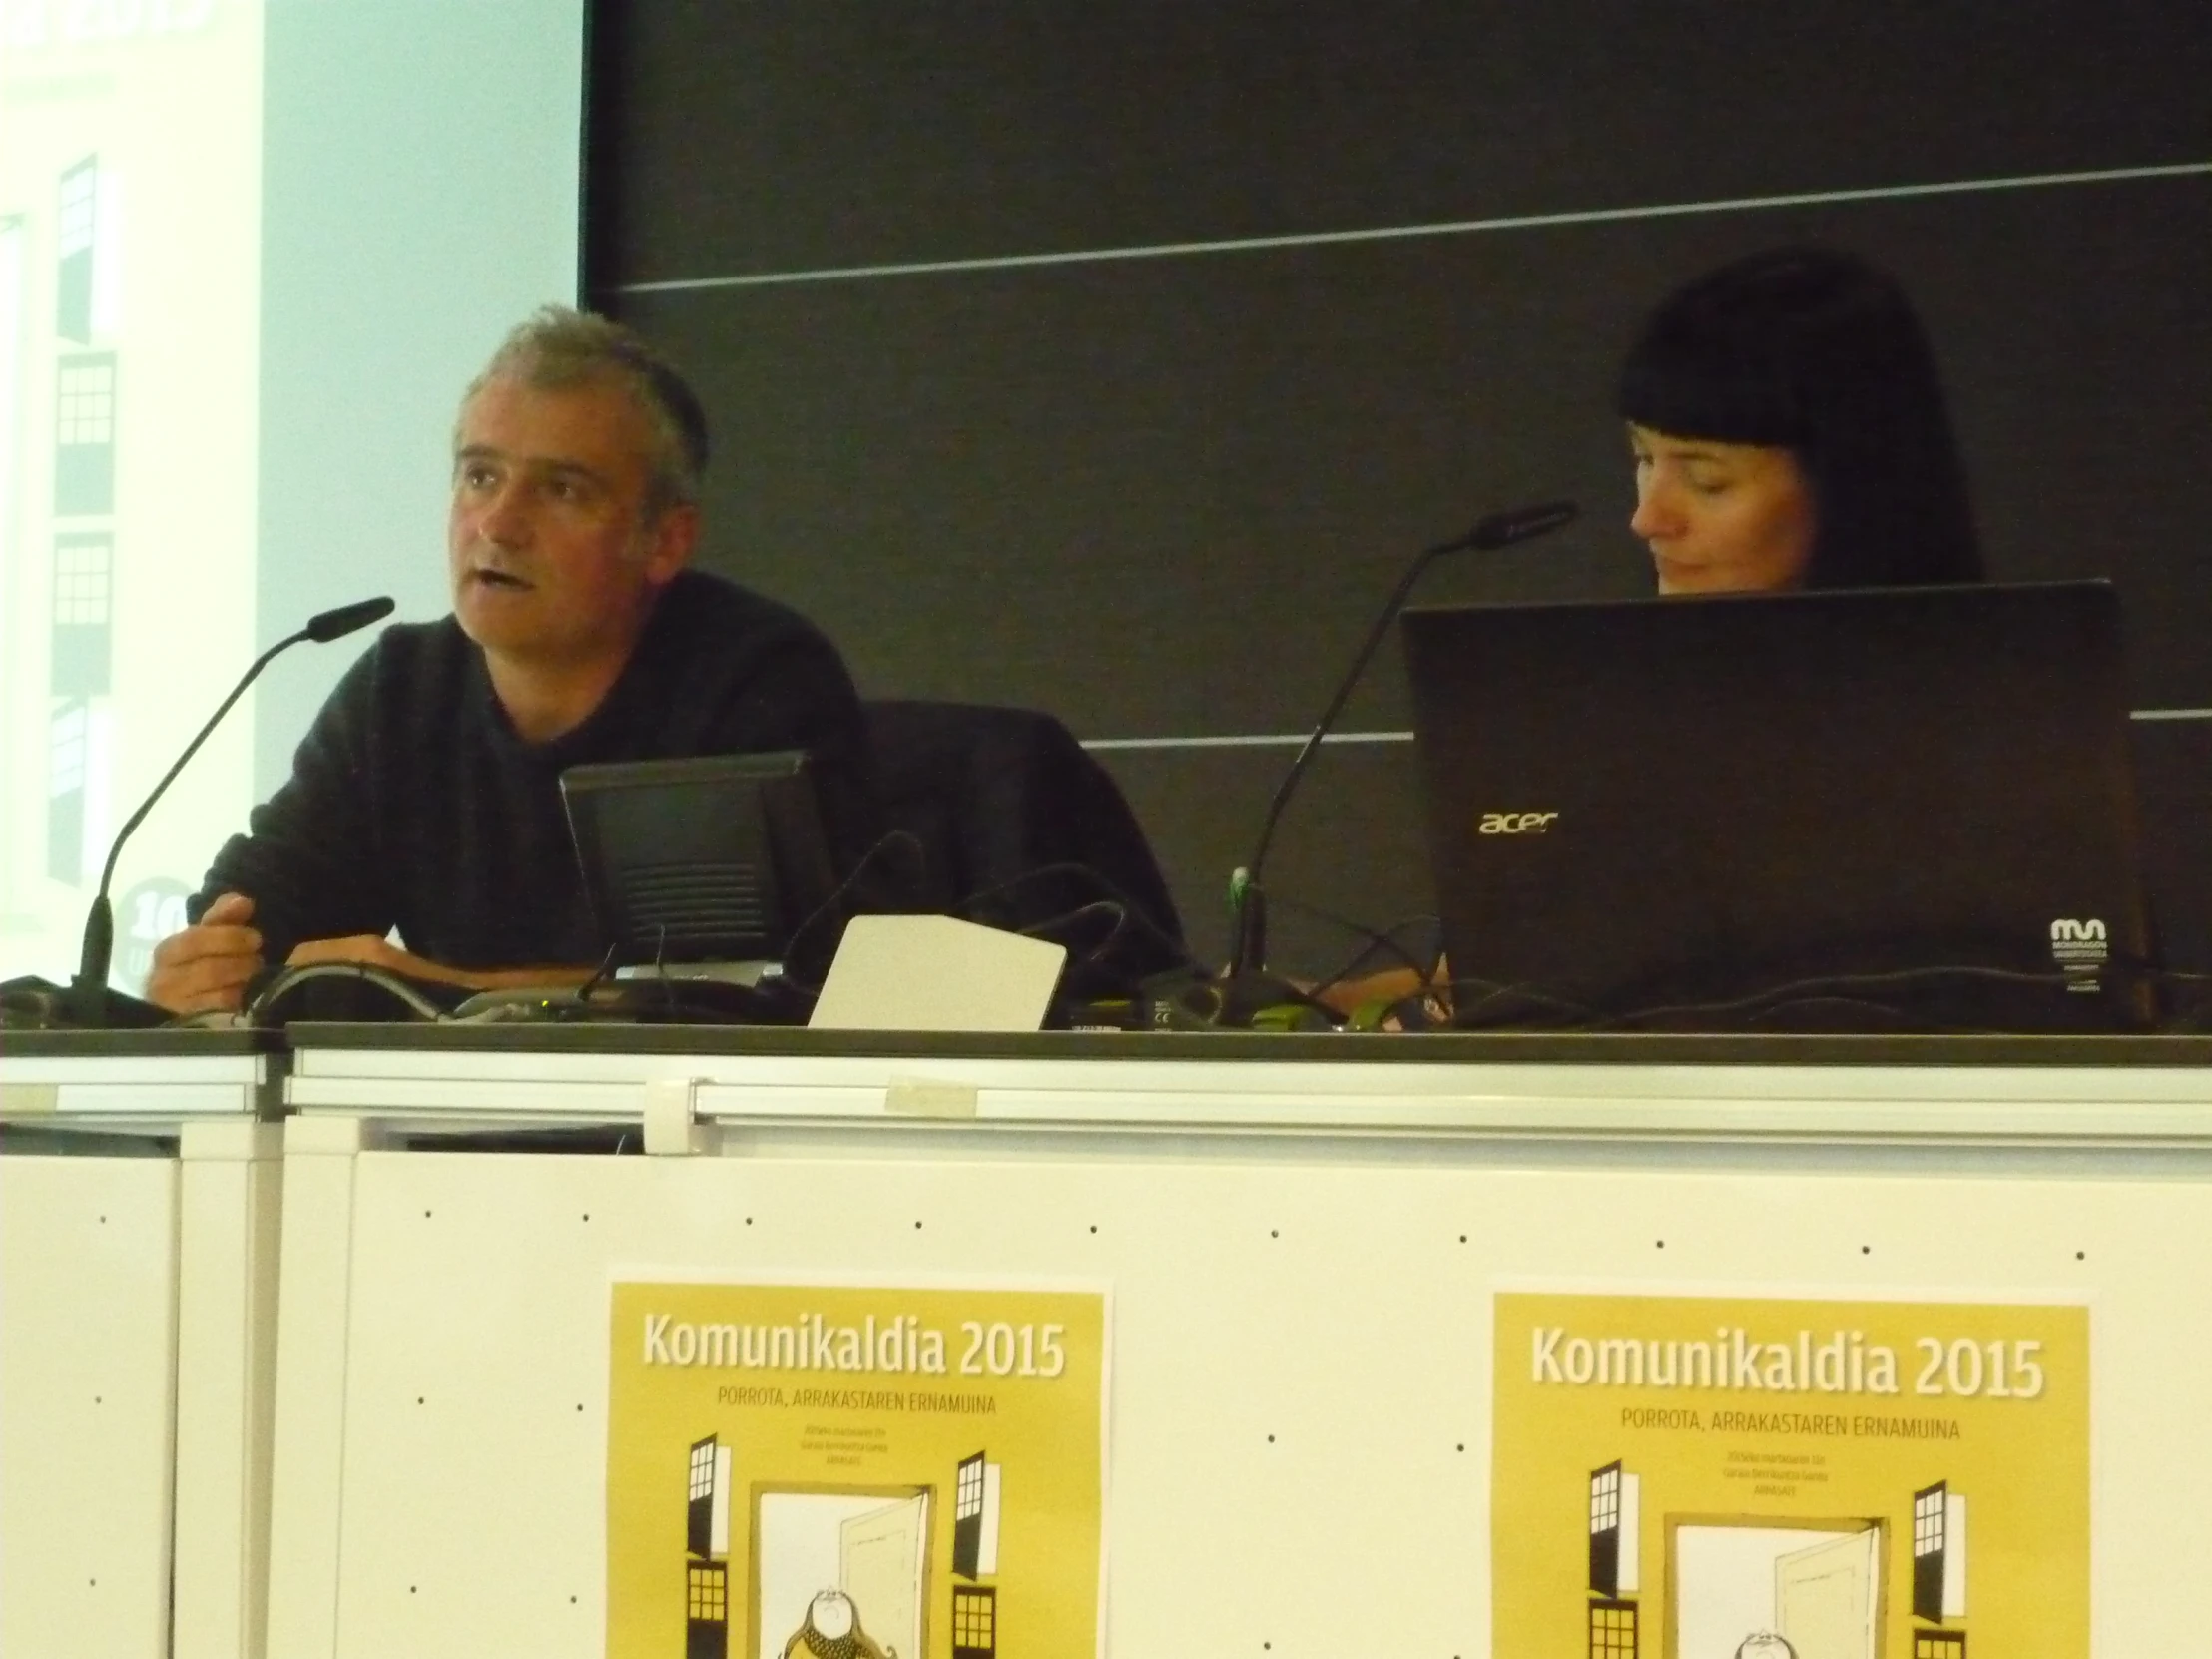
[461,305,710,517]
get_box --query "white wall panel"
[273,1135,2212,1655]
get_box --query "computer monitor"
[1399,581,2155,1032]
[559,751,841,970]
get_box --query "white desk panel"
[287,1038,2212,1153]
[0,1155,180,1659]
[1,1035,285,1659]
[267,1035,2212,1657]
[1,1050,273,1121]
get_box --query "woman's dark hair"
[1618,246,1982,588]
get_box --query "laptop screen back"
[1399,581,2152,1031]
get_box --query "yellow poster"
[607,1277,1107,1659]
[1493,1289,2088,1658]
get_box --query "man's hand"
[147,891,265,1014]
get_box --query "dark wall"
[585,2,2212,975]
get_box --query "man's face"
[447,374,695,668]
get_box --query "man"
[149,307,872,1014]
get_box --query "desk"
[0,1032,284,1659]
[271,1025,2212,1656]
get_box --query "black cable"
[951,860,1199,974]
[1073,904,1133,968]
[1540,961,2163,1033]
[779,830,931,995]
[781,840,1194,1001]
[1014,899,1132,966]
[1296,908,1443,1004]
[572,938,622,1008]
[1744,995,1997,1034]
[1241,972,1351,1024]
[2143,963,2212,1034]
[1596,963,2103,1032]
[1405,954,2212,1034]
[651,923,676,1017]
[1446,976,1601,1029]
[245,960,455,1024]
[1010,897,1217,1004]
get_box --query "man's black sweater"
[193,569,873,970]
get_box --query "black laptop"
[1399,581,2155,1032]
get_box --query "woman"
[1620,244,1983,595]
[1326,248,1985,1021]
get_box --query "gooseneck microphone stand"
[1219,501,1578,1016]
[64,596,396,1026]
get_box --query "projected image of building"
[0,11,265,981]
[46,159,119,889]
[0,213,27,925]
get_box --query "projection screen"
[0,0,586,990]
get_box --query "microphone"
[1463,500,1578,549]
[64,595,396,1025]
[305,595,397,642]
[1223,501,1577,996]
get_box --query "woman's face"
[1628,423,1817,595]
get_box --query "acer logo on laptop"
[1477,811,1558,835]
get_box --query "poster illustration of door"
[753,1487,929,1659]
[841,1491,929,1657]
[606,1277,1108,1659]
[1669,1520,1881,1658]
[1492,1288,2087,1656]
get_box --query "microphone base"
[0,974,171,1031]
[1142,967,1338,1031]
